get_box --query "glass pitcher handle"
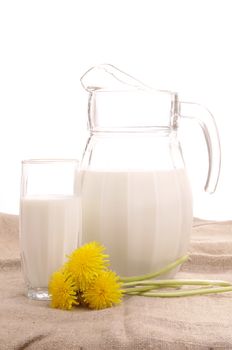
[180,102,221,194]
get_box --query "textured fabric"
[1,213,232,350]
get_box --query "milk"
[20,195,79,288]
[80,169,193,276]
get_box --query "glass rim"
[22,159,79,165]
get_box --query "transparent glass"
[20,159,79,300]
[79,64,221,277]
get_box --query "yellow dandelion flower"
[48,271,78,310]
[64,241,109,291]
[83,270,123,310]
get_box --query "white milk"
[20,195,79,288]
[80,169,193,277]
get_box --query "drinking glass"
[19,159,79,300]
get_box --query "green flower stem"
[123,279,232,288]
[123,284,179,295]
[119,255,189,283]
[122,285,159,294]
[132,286,232,298]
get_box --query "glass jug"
[79,64,221,277]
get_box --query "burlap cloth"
[1,213,232,350]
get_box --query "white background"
[0,0,231,219]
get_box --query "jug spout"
[80,64,151,92]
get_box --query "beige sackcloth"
[1,213,232,350]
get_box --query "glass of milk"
[19,159,80,300]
